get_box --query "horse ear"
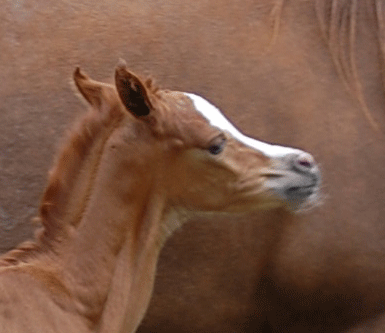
[73,67,107,108]
[115,60,153,117]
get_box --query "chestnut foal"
[0,62,320,333]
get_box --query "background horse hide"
[1,0,385,332]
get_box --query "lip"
[283,181,320,210]
[261,161,321,210]
[286,184,318,196]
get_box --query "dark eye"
[208,134,227,155]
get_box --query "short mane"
[39,106,121,236]
[0,108,122,266]
[0,77,160,267]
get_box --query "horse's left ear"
[115,60,153,118]
[73,67,108,108]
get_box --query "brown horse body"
[1,0,385,332]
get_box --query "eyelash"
[207,135,227,155]
[208,144,223,155]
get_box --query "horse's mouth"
[283,179,321,211]
[286,183,318,197]
[263,172,321,210]
[261,155,321,211]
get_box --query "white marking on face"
[184,93,303,158]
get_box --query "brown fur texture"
[0,63,316,332]
[1,0,385,332]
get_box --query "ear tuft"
[73,67,103,107]
[73,67,87,81]
[116,58,128,71]
[115,61,152,117]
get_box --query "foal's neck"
[30,110,182,331]
[97,193,181,333]
[57,157,174,331]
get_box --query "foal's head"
[72,61,320,218]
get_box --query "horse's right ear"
[115,60,153,118]
[73,67,105,108]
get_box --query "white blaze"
[185,93,303,158]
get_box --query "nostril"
[294,153,315,171]
[298,159,312,168]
